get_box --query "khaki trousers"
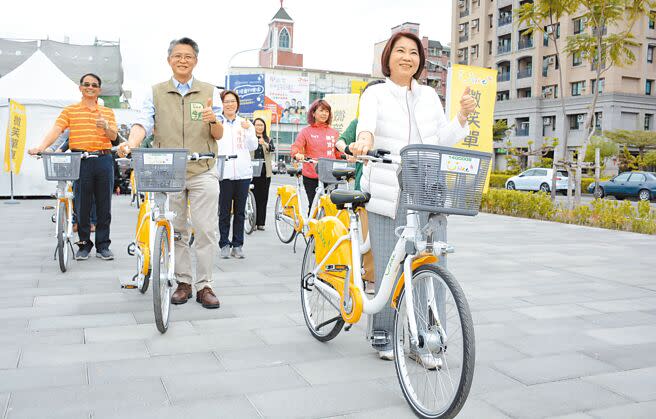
[169,170,219,291]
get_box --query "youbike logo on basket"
[440,154,480,175]
[143,154,173,165]
[50,155,72,164]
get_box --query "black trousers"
[78,154,113,251]
[303,176,319,215]
[252,174,271,226]
[218,179,250,248]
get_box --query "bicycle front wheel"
[152,225,173,333]
[393,264,475,419]
[274,195,296,244]
[56,201,71,272]
[300,237,344,341]
[244,190,257,235]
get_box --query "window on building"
[645,114,653,130]
[497,90,510,101]
[571,81,585,96]
[279,27,290,49]
[489,14,493,28]
[573,52,583,66]
[488,41,493,55]
[543,23,560,46]
[595,112,603,130]
[648,45,654,64]
[647,80,654,95]
[591,78,605,93]
[516,118,530,136]
[573,17,584,34]
[570,114,585,130]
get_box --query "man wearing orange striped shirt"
[29,73,118,261]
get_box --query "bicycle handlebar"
[188,152,216,161]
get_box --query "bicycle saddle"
[332,168,356,181]
[330,189,370,206]
[287,167,303,176]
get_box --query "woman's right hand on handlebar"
[348,141,370,156]
[294,153,305,161]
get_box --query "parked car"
[505,168,570,193]
[587,171,656,201]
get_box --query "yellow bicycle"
[300,145,491,418]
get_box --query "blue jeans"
[218,179,250,248]
[77,154,113,251]
[73,181,96,225]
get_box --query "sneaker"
[256,225,265,231]
[231,246,245,259]
[96,249,114,260]
[409,351,442,370]
[75,248,90,260]
[220,246,231,259]
[378,350,394,361]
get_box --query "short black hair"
[168,37,199,57]
[79,73,102,86]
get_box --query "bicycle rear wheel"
[274,195,296,244]
[152,225,173,333]
[57,201,71,272]
[245,190,257,235]
[393,264,475,419]
[300,237,344,341]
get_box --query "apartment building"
[451,0,656,169]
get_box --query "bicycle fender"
[390,254,438,309]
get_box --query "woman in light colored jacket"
[350,31,477,361]
[250,117,274,230]
[217,90,258,259]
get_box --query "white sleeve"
[355,88,378,137]
[245,124,259,151]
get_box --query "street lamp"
[225,48,261,90]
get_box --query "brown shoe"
[73,223,78,233]
[196,287,220,309]
[90,224,96,232]
[171,282,192,305]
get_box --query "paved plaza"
[0,178,655,418]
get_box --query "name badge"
[190,102,204,121]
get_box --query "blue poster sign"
[225,74,265,117]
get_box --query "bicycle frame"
[54,180,74,245]
[148,192,176,281]
[276,173,333,235]
[307,208,444,346]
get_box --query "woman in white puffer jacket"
[351,31,477,361]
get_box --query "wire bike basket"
[251,159,264,178]
[41,152,82,181]
[399,144,492,216]
[131,148,188,192]
[317,158,355,185]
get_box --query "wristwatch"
[209,121,217,125]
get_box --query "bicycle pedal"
[42,205,55,210]
[127,242,136,256]
[121,284,138,289]
[371,330,390,346]
[344,324,353,332]
[173,232,182,241]
[325,264,348,272]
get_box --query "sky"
[1,0,453,104]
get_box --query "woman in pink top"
[291,99,341,211]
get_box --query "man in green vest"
[119,37,224,309]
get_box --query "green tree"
[604,130,656,155]
[644,151,656,171]
[516,0,579,203]
[565,0,656,204]
[584,135,619,165]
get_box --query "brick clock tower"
[259,1,304,68]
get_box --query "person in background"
[290,99,341,212]
[335,79,386,191]
[217,90,258,259]
[250,117,274,231]
[350,31,476,363]
[29,73,117,261]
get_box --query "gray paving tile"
[84,321,197,343]
[33,292,130,306]
[586,400,656,418]
[0,328,83,346]
[6,405,90,419]
[0,393,9,417]
[29,313,136,330]
[493,353,617,385]
[580,297,656,313]
[470,365,523,396]
[218,341,342,371]
[452,399,512,419]
[8,378,168,412]
[293,355,397,385]
[0,297,34,309]
[0,347,19,369]
[0,364,86,393]
[162,365,308,403]
[583,366,656,402]
[480,379,630,418]
[581,342,656,370]
[586,325,656,345]
[502,331,609,357]
[146,330,265,356]
[190,313,295,332]
[92,396,260,419]
[475,339,529,364]
[514,304,601,319]
[249,381,404,418]
[20,341,149,367]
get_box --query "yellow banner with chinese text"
[447,65,497,190]
[3,99,27,174]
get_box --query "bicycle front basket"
[131,148,188,192]
[317,158,355,185]
[399,144,492,216]
[41,152,82,181]
[251,159,264,178]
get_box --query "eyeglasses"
[81,82,100,88]
[170,54,196,61]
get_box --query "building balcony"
[497,72,511,82]
[498,16,512,27]
[518,39,533,50]
[517,69,533,79]
[498,45,511,55]
[459,9,470,18]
